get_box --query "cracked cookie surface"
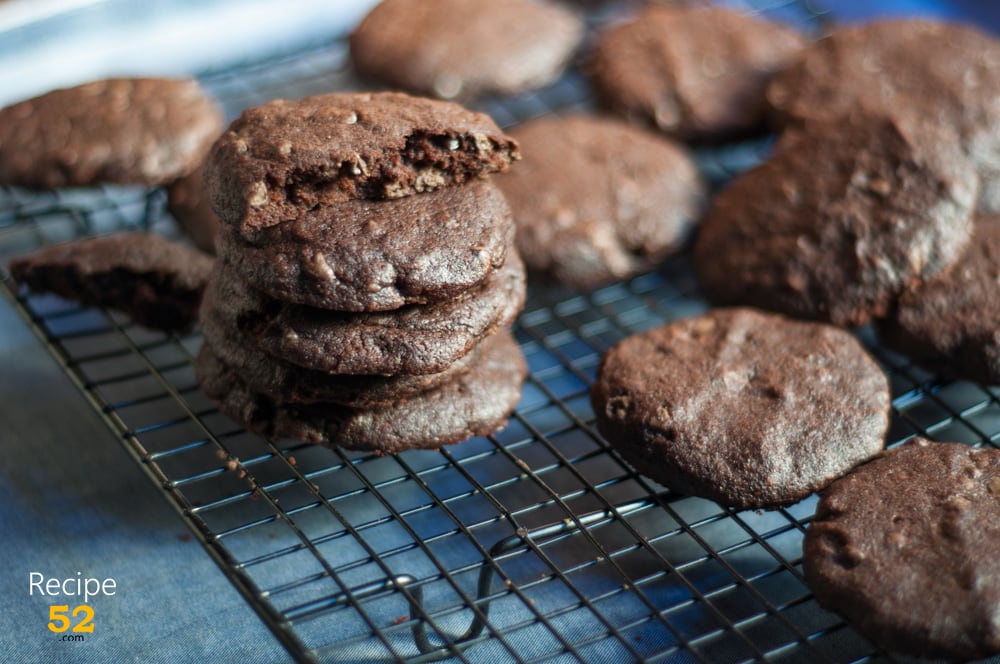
[218,179,513,311]
[804,439,1000,660]
[591,307,889,509]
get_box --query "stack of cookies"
[195,91,528,454]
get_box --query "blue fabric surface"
[0,300,292,664]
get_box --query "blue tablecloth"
[0,301,291,664]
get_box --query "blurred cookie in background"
[496,114,705,290]
[587,5,806,142]
[350,0,584,100]
[0,77,224,188]
[877,216,1000,385]
[767,18,1000,212]
[694,113,978,327]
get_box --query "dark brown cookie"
[218,179,514,311]
[766,19,1000,212]
[877,217,1000,385]
[586,6,806,142]
[591,308,890,510]
[9,232,214,331]
[196,328,526,453]
[167,164,221,254]
[349,0,584,100]
[204,91,520,235]
[693,113,978,327]
[495,114,706,289]
[201,320,482,408]
[201,252,525,376]
[0,78,225,188]
[804,439,1000,660]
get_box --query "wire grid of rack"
[2,1,1000,662]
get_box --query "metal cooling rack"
[2,1,999,662]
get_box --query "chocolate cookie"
[766,19,1000,212]
[204,91,520,235]
[804,439,1000,660]
[495,114,706,289]
[196,329,527,453]
[693,113,978,327]
[877,217,1000,385]
[201,322,482,408]
[0,78,224,188]
[591,308,890,510]
[586,6,806,142]
[9,232,214,331]
[218,179,514,311]
[201,252,525,376]
[167,164,221,254]
[349,0,584,100]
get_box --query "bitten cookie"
[349,0,584,100]
[766,19,1000,212]
[693,113,978,327]
[218,179,514,311]
[877,217,1000,385]
[586,6,806,142]
[591,308,890,509]
[197,329,527,453]
[0,78,225,188]
[204,91,520,235]
[9,232,214,331]
[495,114,706,289]
[201,252,526,376]
[804,439,1000,660]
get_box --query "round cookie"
[495,114,706,290]
[205,91,520,235]
[804,439,1000,660]
[693,113,979,327]
[877,217,1000,385]
[196,329,527,453]
[0,78,224,188]
[591,308,890,510]
[201,252,525,376]
[349,0,584,100]
[766,19,1000,212]
[201,323,482,408]
[218,179,514,311]
[167,164,222,254]
[586,6,806,142]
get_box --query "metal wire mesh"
[2,1,999,662]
